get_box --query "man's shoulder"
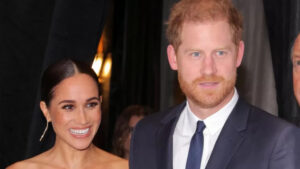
[243,103,300,167]
[130,103,186,169]
[246,102,299,134]
[227,98,299,139]
[136,102,185,130]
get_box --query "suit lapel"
[155,103,186,169]
[205,99,250,169]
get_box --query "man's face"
[292,34,300,104]
[167,20,244,112]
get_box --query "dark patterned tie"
[185,121,206,169]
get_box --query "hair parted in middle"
[166,0,243,51]
[41,58,100,106]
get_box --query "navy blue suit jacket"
[130,99,300,169]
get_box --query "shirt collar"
[185,88,239,135]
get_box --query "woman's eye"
[293,60,300,67]
[62,104,74,110]
[86,102,98,109]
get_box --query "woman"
[112,105,151,159]
[8,59,128,169]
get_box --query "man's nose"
[201,56,217,75]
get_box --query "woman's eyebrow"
[87,97,100,102]
[58,100,75,105]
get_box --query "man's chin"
[190,96,225,108]
[187,86,235,109]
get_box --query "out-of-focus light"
[98,35,104,53]
[101,54,112,78]
[92,53,103,77]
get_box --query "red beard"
[178,73,236,108]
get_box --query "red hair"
[166,0,243,51]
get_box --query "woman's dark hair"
[41,58,100,106]
[112,105,152,158]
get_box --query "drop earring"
[39,121,49,142]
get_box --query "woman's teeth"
[70,128,89,135]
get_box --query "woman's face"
[40,73,101,150]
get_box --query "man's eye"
[216,51,226,56]
[86,102,98,109]
[62,105,74,110]
[191,52,201,57]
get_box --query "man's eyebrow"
[183,48,203,54]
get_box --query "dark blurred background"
[0,0,299,168]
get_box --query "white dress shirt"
[173,89,238,169]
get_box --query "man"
[292,33,300,104]
[130,0,300,169]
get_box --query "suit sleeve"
[129,122,138,169]
[129,118,158,169]
[269,126,300,169]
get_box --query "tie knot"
[196,121,206,133]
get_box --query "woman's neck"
[46,140,97,169]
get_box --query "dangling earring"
[39,121,49,142]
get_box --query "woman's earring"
[39,121,49,142]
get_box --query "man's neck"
[187,89,235,120]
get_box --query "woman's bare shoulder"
[106,159,128,169]
[6,151,51,169]
[93,148,128,169]
[6,159,39,169]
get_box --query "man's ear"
[167,45,178,70]
[236,41,244,67]
[40,101,51,122]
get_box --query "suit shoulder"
[135,102,185,131]
[248,105,299,133]
[133,111,164,135]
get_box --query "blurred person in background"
[292,33,300,105]
[112,105,151,159]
